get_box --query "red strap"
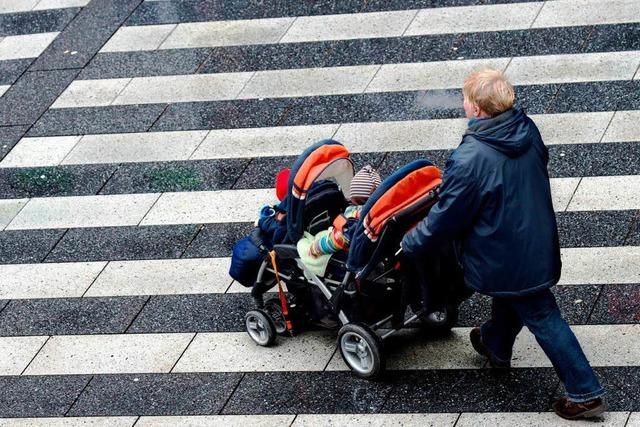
[269,251,293,332]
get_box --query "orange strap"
[268,250,293,332]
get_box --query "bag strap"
[268,250,293,332]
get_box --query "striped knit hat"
[349,165,382,203]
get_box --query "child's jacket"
[402,107,561,297]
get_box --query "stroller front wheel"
[245,310,277,346]
[338,323,385,379]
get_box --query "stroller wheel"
[338,323,384,379]
[264,298,288,335]
[411,302,459,334]
[245,310,277,347]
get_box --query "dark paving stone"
[100,159,248,195]
[0,375,91,417]
[589,284,640,324]
[514,84,559,114]
[0,124,28,161]
[382,368,558,413]
[0,69,79,126]
[455,26,588,59]
[552,367,640,411]
[128,293,252,333]
[182,222,253,259]
[457,285,600,327]
[30,0,142,70]
[223,371,392,414]
[0,300,8,314]
[556,210,637,248]
[0,164,116,199]
[0,228,64,264]
[548,80,640,113]
[45,224,200,263]
[69,373,242,416]
[80,48,211,80]
[0,8,79,37]
[234,153,385,190]
[548,142,640,178]
[0,58,33,85]
[0,296,147,336]
[29,104,166,137]
[126,0,540,26]
[585,23,640,53]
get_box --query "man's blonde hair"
[463,67,515,117]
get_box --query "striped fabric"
[0,0,639,424]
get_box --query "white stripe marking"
[0,32,59,61]
[0,336,48,375]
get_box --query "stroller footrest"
[273,244,299,260]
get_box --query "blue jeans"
[480,289,604,402]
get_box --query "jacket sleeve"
[401,156,482,257]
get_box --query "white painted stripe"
[102,0,639,53]
[532,0,640,28]
[0,336,48,375]
[138,188,273,226]
[24,333,194,375]
[137,415,295,427]
[4,111,622,168]
[559,247,640,285]
[279,10,419,43]
[603,110,640,143]
[0,84,9,97]
[0,261,106,299]
[0,0,39,13]
[52,51,640,108]
[159,17,295,50]
[0,32,58,61]
[0,198,28,230]
[0,246,636,300]
[456,411,631,427]
[0,417,137,427]
[293,414,460,427]
[629,413,640,427]
[20,325,640,375]
[32,0,90,10]
[4,193,160,230]
[84,257,233,297]
[0,175,636,230]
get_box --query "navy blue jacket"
[402,107,561,297]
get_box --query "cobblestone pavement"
[0,0,639,425]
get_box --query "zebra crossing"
[0,0,639,424]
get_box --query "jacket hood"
[464,107,532,158]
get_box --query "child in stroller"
[239,139,469,379]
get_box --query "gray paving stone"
[30,0,142,70]
[0,228,64,264]
[0,296,147,336]
[381,368,558,413]
[80,48,211,80]
[99,159,248,195]
[548,80,640,114]
[0,8,79,37]
[181,222,253,259]
[0,69,79,126]
[557,210,637,248]
[68,373,242,416]
[0,58,32,85]
[0,375,91,417]
[589,284,640,324]
[127,293,252,333]
[585,23,640,53]
[0,124,28,161]
[223,371,392,414]
[45,224,200,263]
[548,142,640,178]
[29,104,166,137]
[0,164,116,199]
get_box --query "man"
[402,68,606,420]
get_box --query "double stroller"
[241,140,468,379]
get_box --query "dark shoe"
[469,327,511,368]
[553,397,606,420]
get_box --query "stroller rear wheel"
[411,302,459,334]
[338,323,385,379]
[245,310,277,346]
[264,298,288,335]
